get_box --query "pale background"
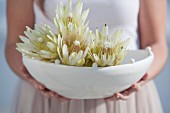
[0,0,170,113]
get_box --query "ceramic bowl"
[22,47,154,99]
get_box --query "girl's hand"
[21,66,71,102]
[105,73,149,101]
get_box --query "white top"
[34,0,140,49]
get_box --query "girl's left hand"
[105,73,149,101]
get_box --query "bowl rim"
[23,47,154,70]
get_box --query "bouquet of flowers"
[16,0,130,67]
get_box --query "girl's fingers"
[137,73,149,86]
[141,73,149,81]
[49,92,58,97]
[21,66,32,79]
[114,93,129,100]
[120,85,134,96]
[118,93,129,100]
[119,84,139,100]
[123,83,141,95]
[27,77,45,90]
[105,93,119,101]
[131,83,140,92]
[41,89,59,98]
[134,83,141,91]
[41,89,52,98]
[105,74,148,101]
[121,90,130,96]
[40,88,71,102]
[21,66,46,90]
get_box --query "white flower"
[54,0,92,48]
[89,25,130,67]
[57,43,89,66]
[54,0,89,29]
[53,0,92,66]
[16,24,58,62]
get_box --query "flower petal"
[69,52,77,65]
[19,36,30,43]
[47,42,56,52]
[82,47,89,58]
[62,44,69,58]
[74,50,83,64]
[76,58,85,66]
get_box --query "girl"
[6,0,168,113]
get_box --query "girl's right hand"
[21,66,71,102]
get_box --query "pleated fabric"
[12,80,163,113]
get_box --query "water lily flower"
[53,0,92,66]
[16,24,58,61]
[57,33,89,66]
[57,43,89,66]
[89,25,130,67]
[54,0,92,45]
[54,0,89,32]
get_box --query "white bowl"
[23,47,154,99]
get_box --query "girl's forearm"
[145,42,168,83]
[5,44,24,79]
[6,0,35,79]
[139,0,167,84]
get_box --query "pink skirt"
[11,80,163,113]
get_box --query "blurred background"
[0,0,170,113]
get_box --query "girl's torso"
[34,0,140,49]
